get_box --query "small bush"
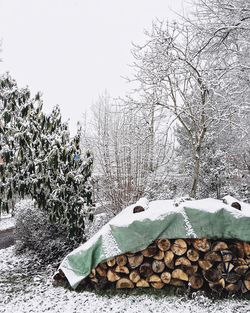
[85,212,112,240]
[15,199,77,265]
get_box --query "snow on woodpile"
[57,197,250,289]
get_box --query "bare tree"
[129,18,249,198]
[82,93,174,214]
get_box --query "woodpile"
[55,238,250,294]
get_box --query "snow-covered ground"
[1,247,250,313]
[0,215,15,232]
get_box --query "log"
[171,239,187,256]
[193,238,210,252]
[161,271,171,284]
[116,278,134,289]
[175,257,191,267]
[234,265,248,275]
[141,243,158,257]
[148,274,161,283]
[172,269,188,281]
[136,279,150,287]
[139,262,154,278]
[96,264,107,277]
[164,250,175,269]
[225,282,241,293]
[94,277,108,290]
[183,265,198,276]
[223,262,234,273]
[116,255,127,266]
[187,249,199,262]
[156,238,171,251]
[198,260,213,271]
[204,268,222,283]
[204,251,222,263]
[233,257,247,266]
[230,242,244,258]
[133,206,145,213]
[244,280,250,291]
[151,282,165,289]
[107,270,120,282]
[241,282,248,293]
[107,258,116,267]
[220,250,233,262]
[224,272,241,284]
[115,265,129,274]
[169,278,186,287]
[189,274,204,289]
[90,277,99,284]
[209,278,225,292]
[212,241,228,252]
[133,198,149,213]
[153,250,165,260]
[231,202,241,210]
[129,270,141,283]
[152,260,165,273]
[243,242,250,257]
[128,254,144,269]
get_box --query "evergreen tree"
[0,74,93,242]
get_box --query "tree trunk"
[190,146,201,199]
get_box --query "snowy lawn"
[1,247,250,313]
[0,215,15,232]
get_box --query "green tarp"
[58,198,250,289]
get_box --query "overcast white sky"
[0,0,185,134]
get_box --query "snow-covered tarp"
[58,198,250,289]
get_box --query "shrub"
[15,199,77,265]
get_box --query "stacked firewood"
[55,238,250,293]
[88,238,250,293]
